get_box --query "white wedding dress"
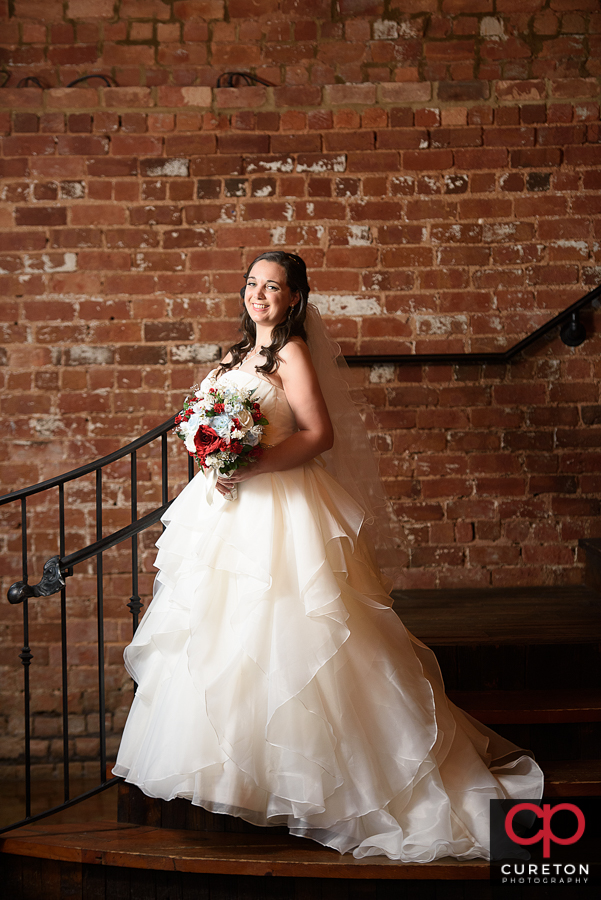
[113,366,544,861]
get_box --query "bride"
[113,251,543,861]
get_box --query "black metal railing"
[0,417,195,835]
[0,283,598,834]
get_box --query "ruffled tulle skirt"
[113,461,543,861]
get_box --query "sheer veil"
[304,303,401,589]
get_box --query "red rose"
[213,402,225,414]
[230,440,243,455]
[194,425,225,464]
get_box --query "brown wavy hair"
[218,251,310,376]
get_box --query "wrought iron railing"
[0,417,194,834]
[0,283,598,834]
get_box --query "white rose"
[236,409,254,431]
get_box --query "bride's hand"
[215,454,269,496]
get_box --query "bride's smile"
[244,259,299,332]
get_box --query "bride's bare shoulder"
[279,337,311,364]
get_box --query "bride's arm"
[219,339,333,486]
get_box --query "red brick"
[564,146,601,166]
[87,157,137,177]
[424,39,475,61]
[22,300,75,321]
[105,275,156,295]
[438,246,490,266]
[537,124,586,145]
[272,85,321,107]
[190,156,243,177]
[483,127,535,148]
[110,135,163,156]
[514,195,568,217]
[349,200,404,221]
[325,247,378,267]
[189,249,242,269]
[130,206,183,225]
[71,205,127,226]
[14,207,67,226]
[468,545,521,567]
[13,112,39,133]
[78,250,130,270]
[402,149,454,170]
[453,148,508,168]
[185,203,235,223]
[382,246,434,267]
[217,133,269,154]
[552,497,601,517]
[405,199,456,220]
[296,200,345,220]
[0,88,44,110]
[378,224,425,244]
[3,135,55,156]
[430,127,482,148]
[459,198,513,218]
[105,229,160,248]
[162,228,214,248]
[0,232,47,251]
[55,135,108,156]
[510,148,562,167]
[323,131,375,152]
[377,129,428,150]
[0,158,29,178]
[48,45,98,66]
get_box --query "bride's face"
[244,260,298,331]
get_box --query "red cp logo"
[505,802,585,858]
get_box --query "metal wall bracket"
[8,555,66,604]
[560,312,586,347]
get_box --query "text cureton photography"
[490,798,600,889]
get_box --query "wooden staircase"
[1,584,600,899]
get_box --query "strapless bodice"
[201,368,298,448]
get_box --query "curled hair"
[218,251,310,376]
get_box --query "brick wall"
[0,1,600,777]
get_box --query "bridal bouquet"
[174,380,268,501]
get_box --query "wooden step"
[447,688,601,724]
[542,758,601,796]
[1,761,598,899]
[0,820,489,881]
[392,584,601,646]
